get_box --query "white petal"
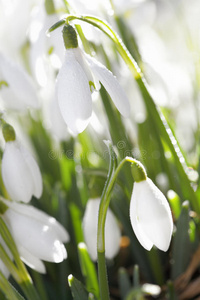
[3,200,69,243]
[48,217,70,243]
[130,193,153,251]
[83,198,121,261]
[56,49,92,134]
[20,144,43,199]
[82,199,99,261]
[19,246,46,274]
[4,208,67,263]
[0,53,39,109]
[85,54,130,117]
[2,142,33,202]
[50,97,69,140]
[73,48,98,89]
[104,207,121,259]
[130,179,173,251]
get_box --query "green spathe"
[131,160,147,182]
[62,24,78,49]
[0,200,8,215]
[2,123,16,142]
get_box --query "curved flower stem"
[48,14,200,213]
[97,141,116,300]
[97,141,137,299]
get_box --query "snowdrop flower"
[56,24,130,135]
[0,198,69,274]
[1,123,42,203]
[130,161,173,251]
[0,53,39,110]
[82,198,121,261]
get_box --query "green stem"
[20,281,40,300]
[0,271,25,300]
[96,141,116,300]
[97,143,136,299]
[97,155,136,252]
[97,141,116,252]
[97,251,109,300]
[0,244,20,282]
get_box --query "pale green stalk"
[96,141,138,299]
[0,271,25,300]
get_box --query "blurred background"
[0,0,200,299]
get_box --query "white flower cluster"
[0,136,69,275]
[0,0,179,280]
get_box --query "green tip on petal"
[2,123,16,142]
[89,81,96,92]
[0,80,9,89]
[0,200,9,215]
[131,160,147,182]
[62,24,78,49]
[68,274,73,287]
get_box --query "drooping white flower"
[1,199,69,274]
[0,53,39,110]
[130,177,173,252]
[82,198,121,261]
[1,140,42,203]
[55,24,130,135]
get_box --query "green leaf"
[166,281,178,300]
[146,248,165,285]
[0,271,25,300]
[78,243,100,300]
[118,268,131,299]
[168,190,181,220]
[133,265,140,288]
[171,201,191,280]
[68,275,88,300]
